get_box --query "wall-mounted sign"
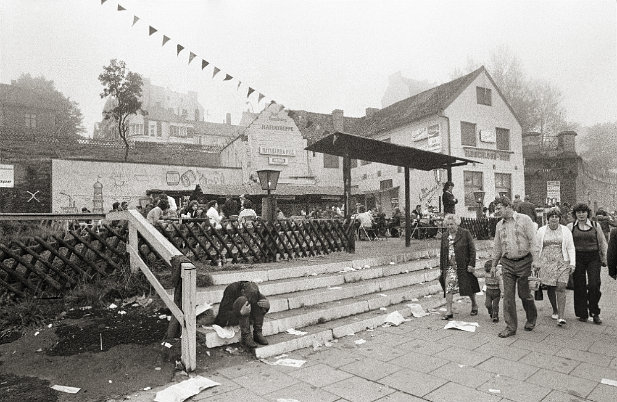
[166,171,180,186]
[0,164,14,188]
[260,146,296,156]
[268,156,289,165]
[260,124,294,132]
[412,127,428,141]
[546,181,561,202]
[464,147,511,161]
[428,124,440,137]
[479,130,496,143]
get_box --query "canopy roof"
[306,132,479,170]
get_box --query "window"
[149,122,156,137]
[323,153,339,169]
[25,113,36,129]
[495,173,512,200]
[377,170,381,177]
[380,179,393,190]
[156,121,162,137]
[461,121,476,147]
[463,171,484,206]
[476,86,492,106]
[129,123,144,136]
[496,127,510,151]
[170,125,187,137]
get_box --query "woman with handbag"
[439,214,480,320]
[567,203,608,324]
[534,208,576,326]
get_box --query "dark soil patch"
[0,330,22,345]
[48,307,168,356]
[0,373,58,402]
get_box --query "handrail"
[106,210,196,371]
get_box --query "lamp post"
[256,169,281,222]
[473,190,486,219]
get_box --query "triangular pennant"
[258,93,265,103]
[237,81,242,90]
[188,52,196,64]
[247,87,255,98]
[223,74,233,81]
[117,4,126,11]
[132,16,139,26]
[176,44,184,55]
[101,0,108,4]
[162,35,170,46]
[212,67,220,78]
[149,26,157,36]
[201,59,209,70]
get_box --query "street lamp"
[256,169,281,221]
[473,190,486,219]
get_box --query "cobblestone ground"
[126,238,617,402]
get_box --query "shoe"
[551,314,559,320]
[441,314,454,320]
[593,315,602,325]
[558,319,566,327]
[524,322,535,331]
[492,316,499,323]
[470,309,478,316]
[487,307,493,317]
[253,331,269,345]
[498,330,516,338]
[578,317,588,322]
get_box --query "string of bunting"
[99,0,278,108]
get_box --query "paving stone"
[423,381,501,402]
[374,391,426,401]
[569,362,617,382]
[556,347,614,367]
[526,368,598,398]
[263,379,340,402]
[476,356,539,380]
[215,361,264,379]
[378,368,447,397]
[586,383,617,402]
[473,342,530,361]
[541,389,587,401]
[286,363,353,387]
[589,340,617,357]
[434,345,492,366]
[194,388,268,401]
[232,368,299,396]
[440,331,490,350]
[542,333,594,352]
[478,374,552,402]
[307,347,362,368]
[338,357,402,381]
[322,376,396,402]
[369,331,408,347]
[509,338,562,355]
[398,337,449,355]
[354,341,408,362]
[430,361,493,388]
[185,373,241,400]
[388,350,449,373]
[519,350,580,374]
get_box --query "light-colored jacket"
[536,224,576,266]
[567,219,608,266]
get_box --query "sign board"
[479,130,496,143]
[546,181,561,202]
[268,156,289,166]
[259,146,296,157]
[0,164,14,188]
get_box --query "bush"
[0,298,63,328]
[0,221,65,245]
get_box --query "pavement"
[122,239,617,402]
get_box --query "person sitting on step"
[214,281,270,348]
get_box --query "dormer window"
[476,87,492,106]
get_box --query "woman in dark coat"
[442,181,458,214]
[439,213,480,320]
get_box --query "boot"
[253,318,268,345]
[239,317,258,348]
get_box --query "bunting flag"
[201,59,209,70]
[176,44,184,55]
[101,0,108,4]
[132,15,139,26]
[237,81,242,90]
[258,93,265,103]
[117,4,126,11]
[188,52,196,64]
[223,74,233,81]
[149,26,157,36]
[162,35,170,46]
[212,67,220,78]
[247,87,255,98]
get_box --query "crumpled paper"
[384,311,409,326]
[154,376,220,402]
[212,325,235,339]
[406,303,429,317]
[51,385,80,393]
[444,320,479,332]
[286,328,307,336]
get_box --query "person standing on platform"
[442,181,457,214]
[492,196,539,338]
[517,195,538,227]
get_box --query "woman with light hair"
[439,214,480,319]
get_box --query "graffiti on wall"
[165,169,227,187]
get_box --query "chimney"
[226,113,231,125]
[557,130,577,153]
[365,107,379,118]
[332,109,344,132]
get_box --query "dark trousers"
[573,251,602,318]
[502,254,537,332]
[232,295,269,328]
[485,288,501,318]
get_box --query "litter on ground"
[354,339,366,345]
[211,325,236,339]
[286,328,308,336]
[51,385,81,394]
[444,320,480,332]
[407,304,429,318]
[601,378,617,387]
[384,311,409,326]
[153,376,220,402]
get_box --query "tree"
[578,122,617,172]
[98,59,144,161]
[12,73,85,137]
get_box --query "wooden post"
[404,167,411,247]
[181,262,196,372]
[343,150,351,220]
[447,164,452,182]
[128,223,139,273]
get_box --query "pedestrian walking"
[483,259,504,322]
[567,203,607,324]
[491,196,539,338]
[442,182,457,214]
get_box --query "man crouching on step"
[214,281,270,348]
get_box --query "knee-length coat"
[439,227,480,297]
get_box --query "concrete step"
[254,292,446,359]
[200,277,443,348]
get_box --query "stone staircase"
[196,245,491,359]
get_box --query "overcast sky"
[1,0,615,136]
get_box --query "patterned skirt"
[445,264,459,294]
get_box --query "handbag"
[566,272,575,290]
[534,288,544,300]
